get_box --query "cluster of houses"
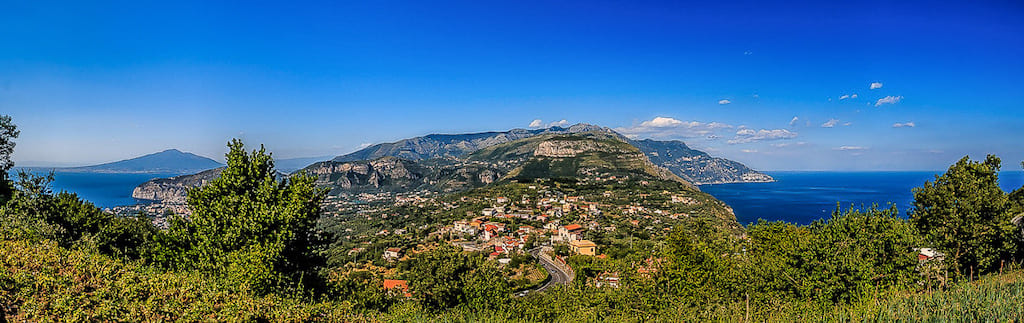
[440,196,601,259]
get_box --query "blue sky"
[2,0,1022,170]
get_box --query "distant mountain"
[468,131,689,186]
[629,139,774,185]
[331,123,771,185]
[333,124,610,162]
[64,149,223,174]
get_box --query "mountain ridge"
[334,123,772,185]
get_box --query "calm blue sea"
[701,171,1024,226]
[9,168,179,208]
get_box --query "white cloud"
[744,50,753,55]
[843,122,852,126]
[821,119,840,128]
[615,117,734,140]
[875,95,903,107]
[771,142,807,148]
[718,99,731,105]
[727,128,798,144]
[528,119,543,128]
[835,146,868,151]
[870,82,883,89]
[741,149,758,153]
[892,122,916,128]
[789,116,800,127]
[548,119,569,127]
[839,93,858,100]
[358,142,374,149]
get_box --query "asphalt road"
[527,247,571,294]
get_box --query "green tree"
[800,206,921,302]
[152,139,327,293]
[327,269,394,310]
[405,245,511,311]
[98,215,158,259]
[911,155,1017,276]
[0,114,20,204]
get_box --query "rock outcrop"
[132,167,224,203]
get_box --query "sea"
[7,169,1024,225]
[9,168,179,209]
[701,171,1024,226]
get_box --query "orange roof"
[563,224,583,231]
[383,279,411,297]
[386,248,401,253]
[383,279,407,290]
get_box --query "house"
[383,248,402,261]
[560,224,585,241]
[383,279,412,298]
[917,248,945,261]
[570,240,597,256]
[595,272,620,288]
[481,208,496,216]
[453,220,478,235]
[496,196,509,204]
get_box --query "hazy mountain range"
[130,124,773,203]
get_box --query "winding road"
[527,247,572,293]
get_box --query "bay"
[700,171,1024,226]
[9,168,179,209]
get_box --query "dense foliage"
[911,155,1022,277]
[148,139,328,294]
[0,115,18,204]
[1,114,1022,321]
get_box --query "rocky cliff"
[300,157,506,194]
[132,167,224,203]
[303,157,426,193]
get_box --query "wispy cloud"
[771,142,807,148]
[870,82,883,90]
[835,146,868,151]
[789,116,800,127]
[528,119,543,128]
[892,121,916,128]
[548,119,569,127]
[839,94,858,100]
[821,118,840,128]
[718,99,731,105]
[875,95,903,107]
[615,117,733,139]
[727,128,798,144]
[741,149,758,153]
